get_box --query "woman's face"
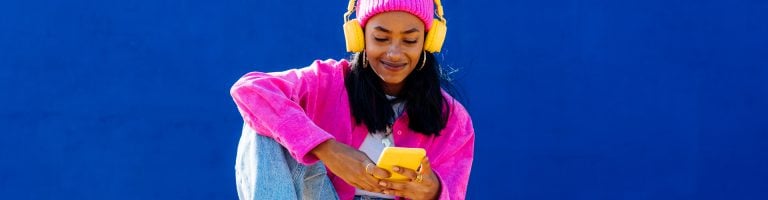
[364,11,425,95]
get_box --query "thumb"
[419,156,432,174]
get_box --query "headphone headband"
[343,0,446,25]
[342,0,448,52]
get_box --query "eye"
[404,39,418,44]
[375,37,388,42]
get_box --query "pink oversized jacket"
[230,59,475,200]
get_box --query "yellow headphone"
[343,0,448,53]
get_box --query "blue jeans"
[235,124,339,200]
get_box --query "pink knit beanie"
[356,0,435,31]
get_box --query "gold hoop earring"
[418,50,427,71]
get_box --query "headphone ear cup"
[343,19,365,52]
[424,19,447,53]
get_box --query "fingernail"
[379,181,386,186]
[393,166,400,172]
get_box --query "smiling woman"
[364,11,426,95]
[230,0,474,200]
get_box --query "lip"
[380,60,407,71]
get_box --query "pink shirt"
[230,59,475,200]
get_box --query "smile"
[380,60,407,71]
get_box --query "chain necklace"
[382,97,402,148]
[382,124,394,147]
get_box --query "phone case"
[376,147,427,181]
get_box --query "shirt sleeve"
[229,59,340,165]
[430,104,476,200]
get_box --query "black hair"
[344,51,455,136]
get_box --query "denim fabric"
[235,124,339,200]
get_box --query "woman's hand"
[378,157,441,200]
[311,139,392,193]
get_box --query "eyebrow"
[374,26,420,34]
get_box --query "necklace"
[382,125,393,147]
[382,98,402,148]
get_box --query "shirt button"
[397,130,402,135]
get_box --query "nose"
[385,44,405,62]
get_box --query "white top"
[354,95,404,199]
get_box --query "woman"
[231,0,474,199]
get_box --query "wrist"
[311,139,336,159]
[429,186,441,200]
[429,176,442,200]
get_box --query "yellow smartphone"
[376,147,426,181]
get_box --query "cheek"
[363,43,384,59]
[364,48,385,63]
[407,42,425,63]
[408,50,423,63]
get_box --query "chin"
[371,65,411,86]
[379,75,406,85]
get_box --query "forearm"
[310,139,338,161]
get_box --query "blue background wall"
[2,0,767,199]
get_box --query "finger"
[371,166,391,179]
[379,180,407,190]
[392,165,419,180]
[382,189,405,197]
[361,177,383,191]
[361,184,381,193]
[363,162,375,175]
[361,160,389,190]
[361,173,388,191]
[353,163,379,191]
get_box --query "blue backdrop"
[2,0,767,199]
